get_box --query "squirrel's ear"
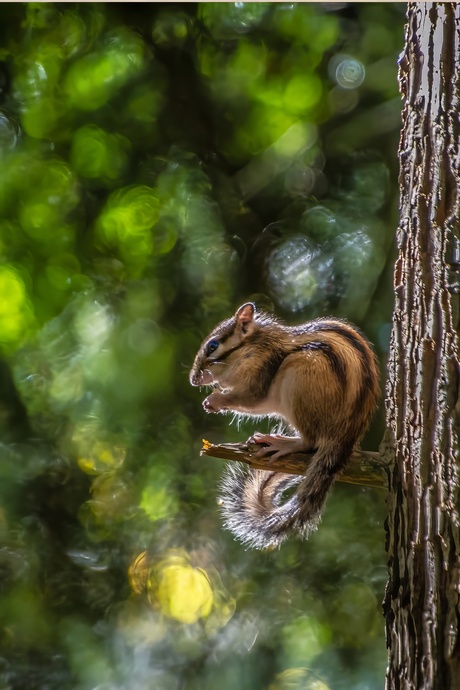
[235,303,255,328]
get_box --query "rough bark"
[384,3,460,689]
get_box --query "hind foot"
[249,433,307,461]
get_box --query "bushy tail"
[218,446,352,549]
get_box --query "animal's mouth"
[190,368,214,386]
[199,369,214,385]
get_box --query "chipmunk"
[189,303,380,549]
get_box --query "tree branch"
[200,439,389,489]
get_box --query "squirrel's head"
[189,303,256,387]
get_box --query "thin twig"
[200,440,389,489]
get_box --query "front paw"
[203,393,227,414]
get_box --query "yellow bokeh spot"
[152,561,213,624]
[140,484,178,522]
[284,74,322,114]
[77,442,126,475]
[0,265,35,346]
[0,267,27,312]
[128,551,150,595]
[130,549,235,630]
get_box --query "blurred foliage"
[0,3,404,689]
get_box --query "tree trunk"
[384,3,460,689]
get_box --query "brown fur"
[190,303,380,548]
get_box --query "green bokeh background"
[0,3,404,689]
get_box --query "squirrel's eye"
[206,339,219,356]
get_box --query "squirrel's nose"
[190,371,202,386]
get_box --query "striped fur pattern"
[189,303,380,549]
